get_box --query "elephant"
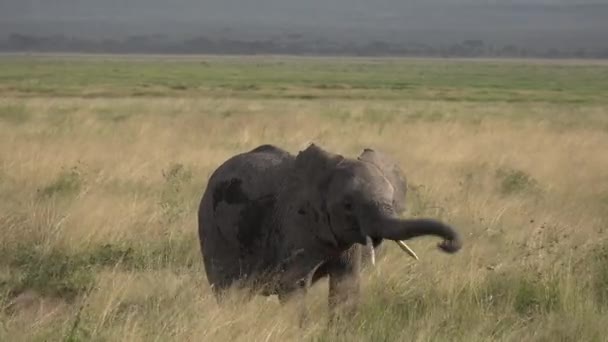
[197,143,462,321]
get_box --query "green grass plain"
[1,55,608,103]
[1,55,608,341]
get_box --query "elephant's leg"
[204,255,256,306]
[327,246,362,324]
[204,265,233,305]
[278,277,312,328]
[210,283,228,305]
[208,275,246,305]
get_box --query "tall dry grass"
[1,96,607,341]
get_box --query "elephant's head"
[290,143,462,259]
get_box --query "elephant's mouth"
[366,236,419,263]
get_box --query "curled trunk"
[369,216,462,253]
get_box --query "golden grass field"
[1,56,608,341]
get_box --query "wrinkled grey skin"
[198,143,462,320]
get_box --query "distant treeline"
[2,33,608,59]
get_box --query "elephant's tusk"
[395,240,419,260]
[370,246,376,265]
[366,236,376,266]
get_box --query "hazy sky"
[1,0,605,18]
[1,0,607,48]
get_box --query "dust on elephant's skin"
[197,143,462,320]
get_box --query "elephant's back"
[204,146,293,203]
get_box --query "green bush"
[0,105,30,124]
[159,163,193,223]
[38,167,84,198]
[7,247,94,301]
[495,167,540,195]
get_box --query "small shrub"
[290,94,318,100]
[220,110,234,118]
[495,167,540,195]
[169,83,189,91]
[0,105,30,124]
[8,247,94,301]
[230,84,259,91]
[0,235,197,304]
[96,110,130,123]
[513,278,560,315]
[159,163,193,223]
[481,273,560,316]
[162,163,193,186]
[38,167,83,198]
[87,244,135,267]
[591,244,608,307]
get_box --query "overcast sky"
[1,0,606,48]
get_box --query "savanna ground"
[1,54,608,341]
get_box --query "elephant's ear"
[358,148,408,214]
[294,143,344,188]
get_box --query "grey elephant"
[197,143,462,320]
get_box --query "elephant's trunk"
[371,216,462,253]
